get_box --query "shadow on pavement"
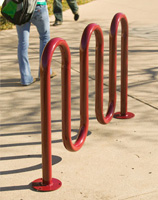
[0,155,62,176]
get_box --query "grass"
[0,0,93,31]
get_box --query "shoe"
[50,71,57,78]
[36,71,57,81]
[53,20,62,26]
[21,78,36,86]
[74,12,79,21]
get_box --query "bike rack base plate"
[32,178,62,192]
[114,112,135,119]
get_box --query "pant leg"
[53,0,63,22]
[66,0,78,14]
[31,5,51,77]
[16,23,34,85]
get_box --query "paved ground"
[0,0,158,199]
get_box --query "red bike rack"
[79,12,135,125]
[110,13,135,119]
[32,13,134,192]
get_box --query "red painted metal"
[80,13,134,125]
[32,36,89,190]
[32,178,62,192]
[32,13,134,192]
[32,38,69,191]
[80,23,116,124]
[109,13,135,119]
[63,23,104,152]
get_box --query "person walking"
[53,0,79,26]
[16,0,54,86]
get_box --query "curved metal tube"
[39,13,134,186]
[80,23,115,125]
[41,37,89,157]
[61,41,89,152]
[110,13,134,119]
[33,12,134,191]
[80,13,134,125]
[40,38,67,186]
[110,12,128,117]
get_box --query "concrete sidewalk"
[0,0,158,199]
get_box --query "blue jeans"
[16,5,50,85]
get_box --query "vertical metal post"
[32,38,67,191]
